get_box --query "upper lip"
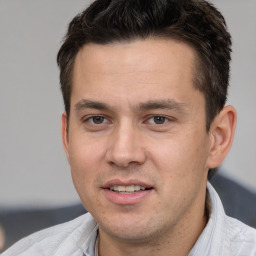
[102,179,154,189]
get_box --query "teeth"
[125,185,134,192]
[109,185,146,193]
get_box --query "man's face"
[63,39,213,243]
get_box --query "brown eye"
[90,116,106,124]
[151,116,167,124]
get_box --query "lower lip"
[103,189,153,205]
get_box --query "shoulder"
[1,213,97,256]
[205,181,256,255]
[0,203,87,250]
[223,216,256,255]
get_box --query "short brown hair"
[57,0,232,131]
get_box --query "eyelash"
[146,116,170,125]
[83,115,109,125]
[83,115,173,126]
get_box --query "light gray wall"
[1,0,255,208]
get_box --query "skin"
[62,39,236,256]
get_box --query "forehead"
[74,39,196,76]
[72,39,202,108]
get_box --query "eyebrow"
[75,99,110,112]
[74,98,187,113]
[137,99,187,112]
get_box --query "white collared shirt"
[2,183,256,256]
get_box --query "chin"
[98,215,169,244]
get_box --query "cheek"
[149,136,209,209]
[69,134,105,169]
[149,133,209,181]
[149,138,193,170]
[68,146,103,212]
[68,137,106,194]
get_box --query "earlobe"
[61,112,70,163]
[206,105,237,169]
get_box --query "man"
[3,0,256,255]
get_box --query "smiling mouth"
[109,185,152,194]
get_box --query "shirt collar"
[189,181,226,256]
[79,221,98,256]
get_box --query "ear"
[206,105,236,169]
[61,112,70,164]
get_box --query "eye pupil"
[154,116,165,124]
[92,116,104,124]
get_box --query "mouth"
[109,185,152,194]
[102,180,154,204]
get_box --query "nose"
[105,121,147,168]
